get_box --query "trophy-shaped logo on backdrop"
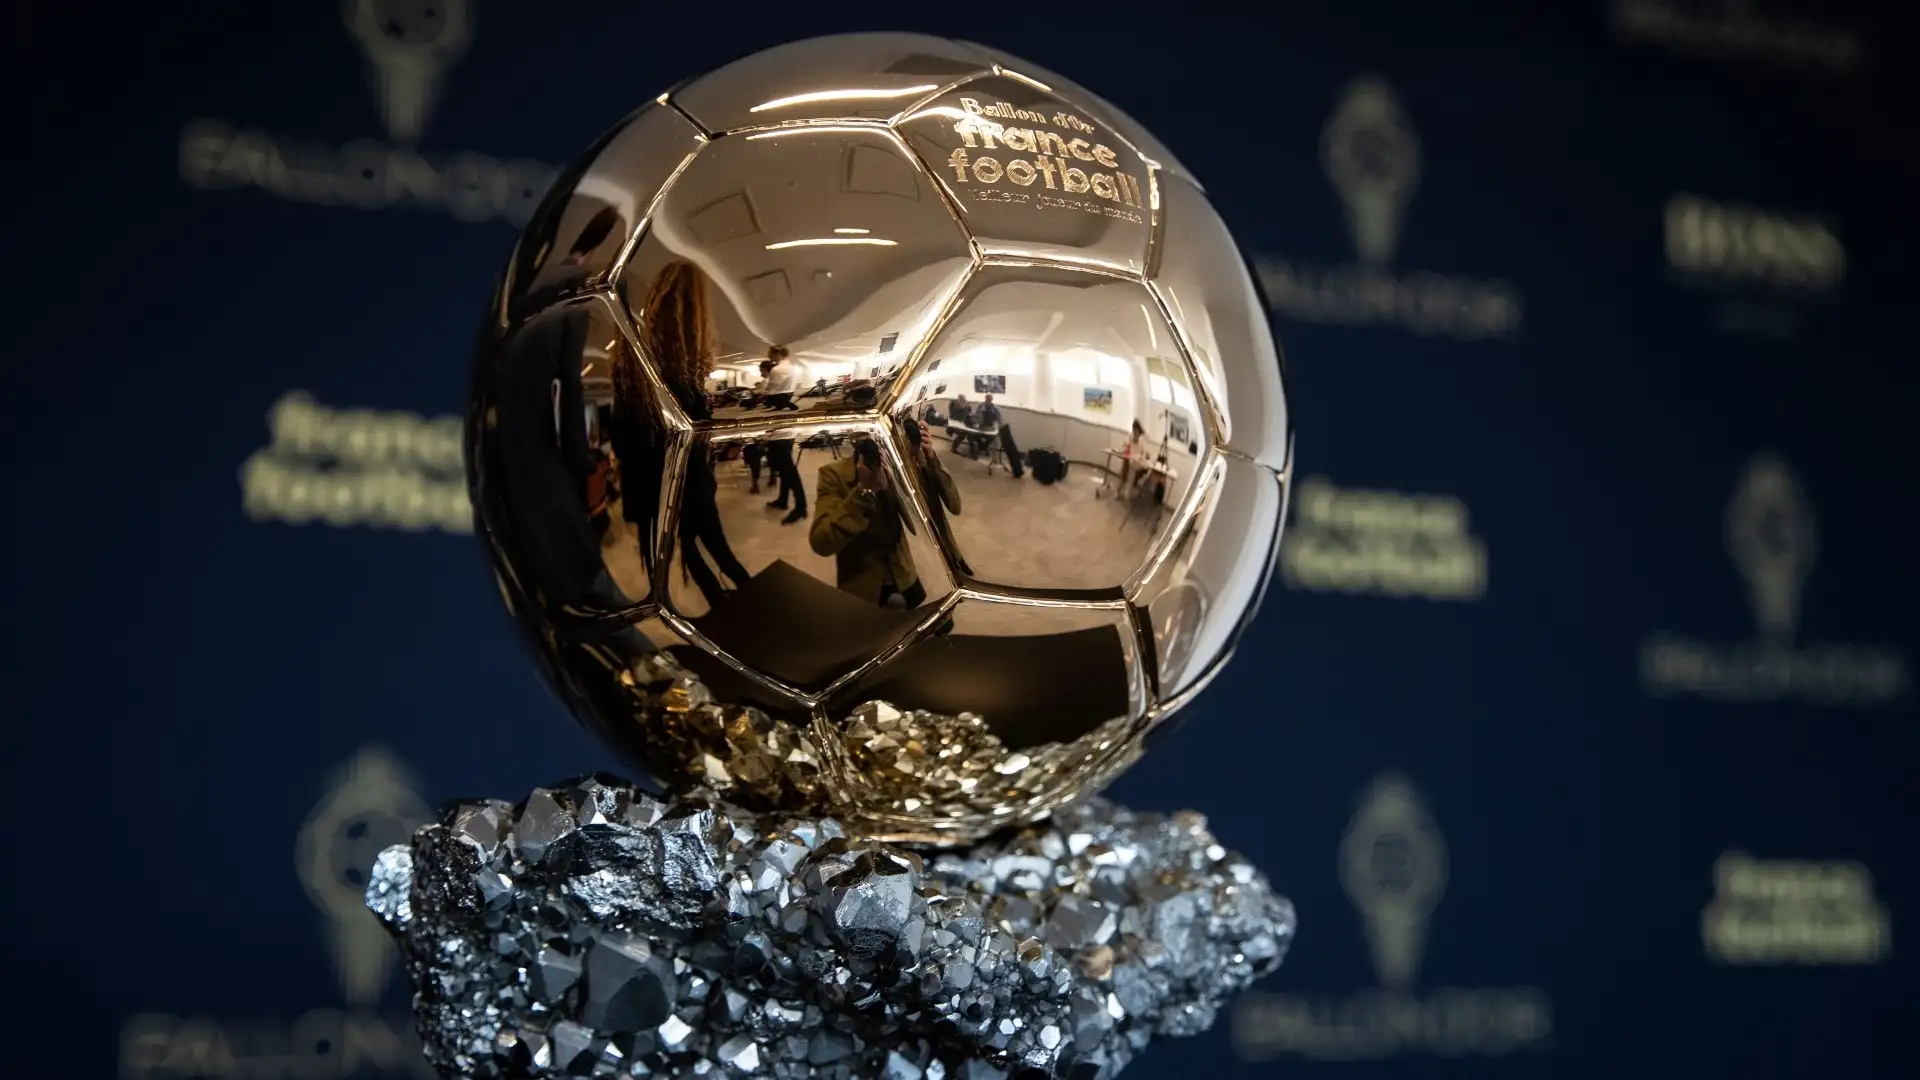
[1321,78,1422,267]
[344,0,474,145]
[296,746,432,1006]
[181,0,553,224]
[1230,772,1552,1059]
[1725,455,1817,643]
[1638,453,1909,705]
[1339,773,1448,989]
[1257,74,1520,337]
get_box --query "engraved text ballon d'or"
[467,32,1292,844]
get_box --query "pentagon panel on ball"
[894,70,1158,277]
[472,291,656,620]
[614,122,975,427]
[885,262,1213,599]
[654,417,958,706]
[1129,452,1290,705]
[1149,170,1291,469]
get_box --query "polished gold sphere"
[469,32,1292,843]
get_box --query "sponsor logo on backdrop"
[1640,454,1909,705]
[1232,775,1552,1061]
[1257,77,1523,340]
[1610,0,1865,75]
[1280,476,1487,600]
[179,0,558,225]
[120,747,436,1079]
[1665,194,1844,337]
[1704,852,1890,965]
[242,390,473,534]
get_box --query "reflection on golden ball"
[469,33,1292,843]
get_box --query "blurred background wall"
[4,2,1913,1077]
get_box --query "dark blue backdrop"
[7,2,1914,1078]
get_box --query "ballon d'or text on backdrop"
[1256,77,1522,340]
[1231,776,1551,1061]
[242,391,472,534]
[1640,455,1909,705]
[1702,852,1891,966]
[177,0,558,226]
[120,748,437,1079]
[1664,195,1845,338]
[1280,477,1487,601]
[1609,0,1865,75]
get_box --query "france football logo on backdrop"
[1279,476,1488,601]
[240,391,473,535]
[1702,851,1890,966]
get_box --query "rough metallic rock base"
[367,776,1294,1079]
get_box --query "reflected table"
[946,422,1005,475]
[1095,447,1131,498]
[1119,461,1177,532]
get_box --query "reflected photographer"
[810,431,953,610]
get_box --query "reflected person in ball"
[469,32,1292,843]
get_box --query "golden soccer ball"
[469,32,1292,843]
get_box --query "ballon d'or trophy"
[368,32,1297,1080]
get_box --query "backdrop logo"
[298,747,434,1005]
[1667,196,1845,291]
[178,0,558,225]
[1256,77,1523,340]
[1280,476,1487,600]
[1231,775,1552,1060]
[1326,79,1418,267]
[1704,852,1890,965]
[1640,455,1909,705]
[1611,0,1865,75]
[1343,774,1447,990]
[119,746,436,1079]
[347,0,471,145]
[1665,194,1844,336]
[242,390,473,534]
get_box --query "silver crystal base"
[367,777,1294,1080]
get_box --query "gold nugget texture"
[469,32,1293,843]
